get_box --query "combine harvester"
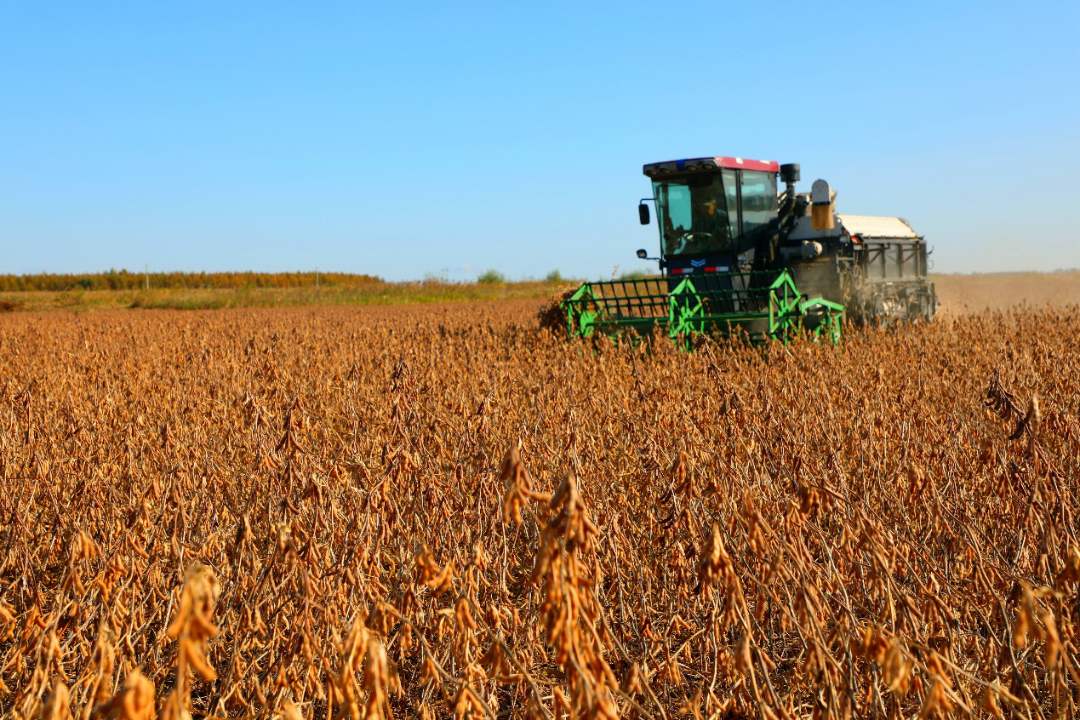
[562,157,936,344]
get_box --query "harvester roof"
[643,156,779,177]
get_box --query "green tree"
[477,269,506,285]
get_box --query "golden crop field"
[0,300,1077,720]
[933,273,1080,315]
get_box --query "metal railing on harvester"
[562,270,843,345]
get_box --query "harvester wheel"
[850,266,864,292]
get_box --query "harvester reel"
[560,270,843,349]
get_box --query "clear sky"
[2,1,1078,281]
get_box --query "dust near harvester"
[0,301,1077,719]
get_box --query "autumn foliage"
[0,300,1076,719]
[0,270,381,292]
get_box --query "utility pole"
[315,267,320,288]
[145,264,149,291]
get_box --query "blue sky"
[2,1,1077,280]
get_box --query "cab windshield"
[652,169,777,257]
[653,170,738,256]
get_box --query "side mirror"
[638,203,650,225]
[636,249,648,259]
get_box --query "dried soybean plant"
[160,563,221,720]
[0,301,1076,720]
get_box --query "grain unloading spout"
[811,179,835,231]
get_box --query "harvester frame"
[560,154,934,346]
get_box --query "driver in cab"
[668,192,728,254]
[691,195,726,237]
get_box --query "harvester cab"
[638,156,779,278]
[561,155,936,344]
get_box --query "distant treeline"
[0,270,383,292]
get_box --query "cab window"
[740,170,778,238]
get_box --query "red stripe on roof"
[712,156,780,172]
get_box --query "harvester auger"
[561,156,935,345]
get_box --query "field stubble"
[933,273,1080,315]
[0,270,1075,314]
[0,300,1077,719]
